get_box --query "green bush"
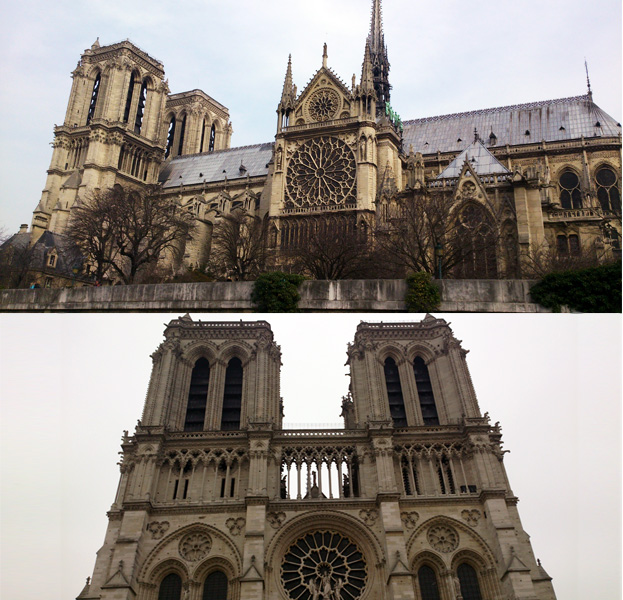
[405,272,441,312]
[251,272,305,313]
[530,261,622,313]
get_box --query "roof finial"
[584,58,593,100]
[322,43,328,68]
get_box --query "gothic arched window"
[158,573,182,600]
[209,123,216,152]
[134,79,148,134]
[384,357,407,427]
[559,171,582,209]
[453,204,498,279]
[413,357,439,425]
[221,357,243,430]
[184,357,210,431]
[123,72,136,123]
[177,114,187,156]
[202,571,228,600]
[596,166,621,213]
[165,117,176,158]
[200,118,207,153]
[457,564,483,600]
[417,565,441,600]
[556,234,580,256]
[86,72,101,125]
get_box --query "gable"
[292,67,353,125]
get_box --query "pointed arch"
[384,356,407,427]
[177,112,188,156]
[221,357,243,430]
[86,70,101,125]
[165,114,176,158]
[134,77,151,135]
[123,70,139,123]
[413,356,439,425]
[184,357,210,431]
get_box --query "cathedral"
[20,0,622,282]
[75,315,557,600]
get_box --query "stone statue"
[320,573,333,600]
[306,578,320,600]
[333,577,344,600]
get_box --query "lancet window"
[200,117,207,153]
[177,114,187,156]
[453,204,498,279]
[209,123,216,152]
[165,117,176,158]
[559,170,582,209]
[184,357,210,431]
[384,357,407,427]
[158,573,182,600]
[86,72,101,125]
[457,564,483,600]
[134,79,148,134]
[202,571,228,600]
[596,166,621,213]
[556,234,580,256]
[417,565,441,600]
[413,357,439,425]
[221,357,243,430]
[123,72,136,123]
[280,446,360,500]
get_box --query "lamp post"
[435,243,444,280]
[71,265,80,287]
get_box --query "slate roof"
[402,94,621,155]
[437,140,510,179]
[159,143,274,189]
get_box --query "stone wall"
[0,279,550,312]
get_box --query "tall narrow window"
[559,171,582,209]
[184,358,210,431]
[199,117,207,153]
[556,235,569,255]
[86,72,101,125]
[177,114,187,156]
[596,167,621,212]
[158,573,182,600]
[202,571,228,600]
[568,234,580,256]
[384,357,407,427]
[134,79,148,134]
[209,123,216,152]
[221,357,243,430]
[457,564,483,600]
[123,72,136,123]
[165,117,176,158]
[418,565,441,600]
[413,357,439,425]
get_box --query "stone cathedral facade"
[76,316,556,600]
[20,0,621,281]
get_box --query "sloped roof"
[403,95,621,155]
[437,140,510,179]
[159,143,274,189]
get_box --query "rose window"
[308,89,340,122]
[179,532,212,561]
[285,137,356,209]
[281,531,367,600]
[427,525,459,553]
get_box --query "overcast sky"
[0,313,620,600]
[0,0,621,234]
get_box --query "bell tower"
[31,39,169,240]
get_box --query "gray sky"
[0,313,620,600]
[0,0,621,234]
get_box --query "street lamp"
[71,265,80,287]
[434,243,444,280]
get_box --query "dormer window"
[47,252,57,268]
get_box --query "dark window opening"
[86,73,101,125]
[442,456,455,494]
[460,485,478,494]
[230,477,236,497]
[134,80,148,134]
[220,478,226,498]
[183,479,189,499]
[559,171,582,209]
[165,118,176,158]
[173,479,179,500]
[123,72,136,123]
[457,563,483,600]
[413,357,439,425]
[184,357,210,431]
[202,571,228,600]
[569,234,580,256]
[177,114,187,156]
[596,167,621,212]
[221,357,243,430]
[158,573,182,600]
[209,123,216,152]
[384,357,407,427]
[200,118,207,153]
[437,466,446,494]
[418,565,441,600]
[557,234,569,255]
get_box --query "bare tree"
[0,237,36,288]
[285,219,381,280]
[375,192,500,278]
[67,185,195,284]
[207,210,268,281]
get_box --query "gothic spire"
[361,41,374,95]
[366,0,391,116]
[279,54,295,110]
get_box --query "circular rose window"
[308,89,340,122]
[281,531,367,600]
[285,136,356,209]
